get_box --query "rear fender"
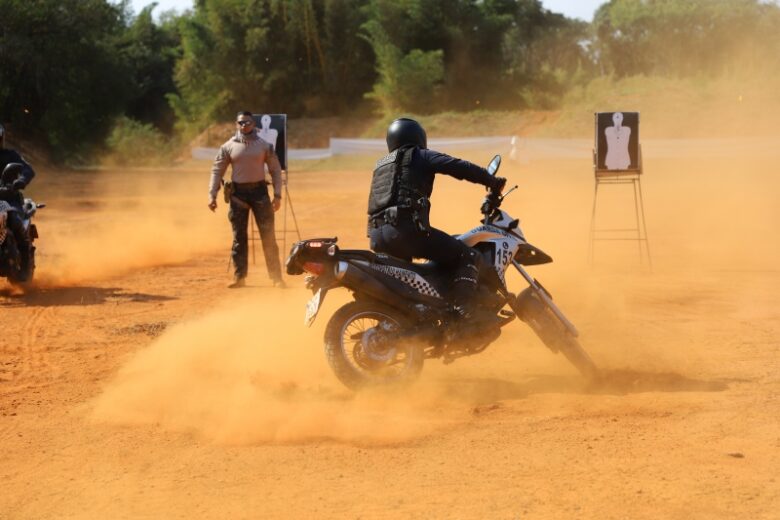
[286,237,338,275]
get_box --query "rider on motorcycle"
[367,118,506,321]
[0,123,36,280]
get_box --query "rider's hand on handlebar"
[481,177,505,216]
[490,176,507,194]
[11,179,24,191]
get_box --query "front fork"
[506,261,579,337]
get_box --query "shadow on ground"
[439,370,728,405]
[0,285,176,307]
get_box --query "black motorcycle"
[0,163,43,285]
[286,155,597,390]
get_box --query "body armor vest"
[367,145,423,216]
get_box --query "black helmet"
[386,118,427,152]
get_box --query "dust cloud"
[91,291,474,445]
[28,167,227,286]
[90,132,779,446]
[32,76,780,449]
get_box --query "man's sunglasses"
[236,120,253,126]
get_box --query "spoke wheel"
[515,288,599,379]
[324,301,423,390]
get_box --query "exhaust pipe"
[336,261,405,304]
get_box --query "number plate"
[304,289,322,327]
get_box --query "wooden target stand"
[588,144,652,268]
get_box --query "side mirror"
[1,163,23,186]
[487,155,501,176]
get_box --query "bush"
[105,117,175,166]
[363,19,444,115]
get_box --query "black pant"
[369,216,479,307]
[228,185,282,281]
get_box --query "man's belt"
[369,212,389,228]
[232,181,266,190]
[369,205,418,228]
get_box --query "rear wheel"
[324,301,424,390]
[515,289,599,378]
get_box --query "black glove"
[11,179,25,191]
[490,176,507,193]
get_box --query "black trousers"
[369,216,479,306]
[228,185,282,281]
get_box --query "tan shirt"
[209,129,282,200]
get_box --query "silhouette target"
[595,112,640,172]
[253,113,287,170]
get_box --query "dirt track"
[1,148,778,519]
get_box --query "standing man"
[208,111,284,288]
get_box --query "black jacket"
[405,147,493,199]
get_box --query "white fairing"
[458,211,526,285]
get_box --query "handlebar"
[480,183,519,224]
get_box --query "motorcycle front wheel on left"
[324,301,424,390]
[2,233,33,285]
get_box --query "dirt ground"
[1,145,778,519]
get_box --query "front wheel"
[324,300,424,390]
[2,233,33,285]
[515,289,599,378]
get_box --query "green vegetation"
[1,0,779,163]
[105,116,176,166]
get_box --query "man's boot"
[447,277,478,327]
[228,276,246,288]
[447,252,498,332]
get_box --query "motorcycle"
[0,163,44,285]
[285,155,597,390]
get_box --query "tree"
[120,4,182,134]
[592,0,780,77]
[0,0,134,160]
[170,0,375,133]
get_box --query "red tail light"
[302,262,325,275]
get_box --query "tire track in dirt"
[0,305,64,447]
[0,306,55,395]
